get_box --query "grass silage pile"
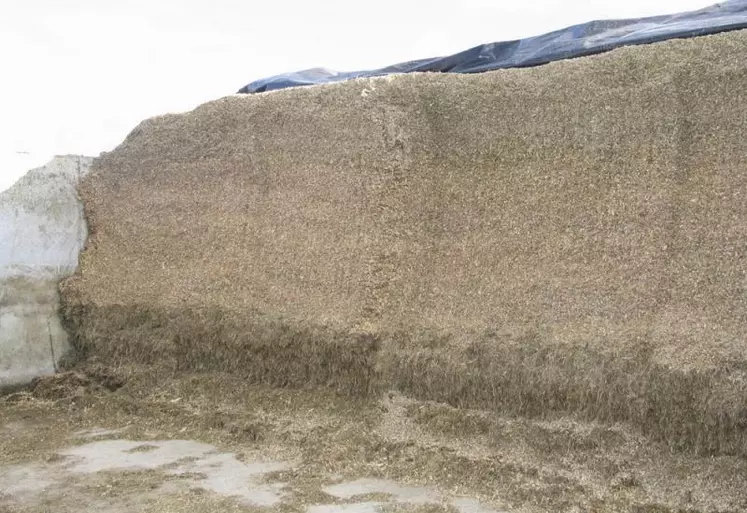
[61,30,747,457]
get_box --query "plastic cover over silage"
[239,0,747,94]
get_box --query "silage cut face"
[55,28,747,464]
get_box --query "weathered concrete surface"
[0,155,93,390]
[0,428,502,513]
[3,374,747,512]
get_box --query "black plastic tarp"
[238,0,747,94]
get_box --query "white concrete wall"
[0,155,93,389]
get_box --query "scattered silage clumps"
[60,30,747,457]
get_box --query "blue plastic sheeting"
[238,0,747,94]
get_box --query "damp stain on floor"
[0,429,502,513]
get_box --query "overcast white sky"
[0,0,715,191]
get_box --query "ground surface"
[1,364,746,513]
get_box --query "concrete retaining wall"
[0,155,93,390]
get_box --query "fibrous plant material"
[61,30,747,456]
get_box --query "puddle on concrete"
[451,498,506,513]
[0,464,55,498]
[168,450,288,506]
[60,439,290,506]
[73,427,126,439]
[61,439,217,473]
[1,430,506,512]
[308,502,383,513]
[321,478,503,513]
[325,478,439,504]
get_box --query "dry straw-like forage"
[61,29,747,456]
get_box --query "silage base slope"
[61,30,747,456]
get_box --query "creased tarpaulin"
[238,0,747,94]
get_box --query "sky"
[0,0,716,192]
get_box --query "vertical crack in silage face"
[359,105,411,330]
[657,69,696,310]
